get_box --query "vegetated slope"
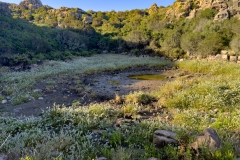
[0,14,102,66]
[1,0,240,66]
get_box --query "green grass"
[0,54,171,105]
[1,58,240,159]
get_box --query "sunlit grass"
[1,58,240,159]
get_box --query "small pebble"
[1,100,7,104]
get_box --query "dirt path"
[1,66,184,117]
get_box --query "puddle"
[127,74,166,80]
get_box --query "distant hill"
[0,0,240,66]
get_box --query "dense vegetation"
[1,1,240,66]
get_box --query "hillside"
[0,0,240,66]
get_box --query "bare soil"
[0,66,189,117]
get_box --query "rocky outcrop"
[190,128,222,151]
[149,3,159,15]
[19,0,43,9]
[165,1,192,20]
[163,0,240,20]
[187,9,197,19]
[0,2,11,16]
[214,9,230,20]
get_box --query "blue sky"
[3,0,175,11]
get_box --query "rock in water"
[153,130,178,148]
[191,128,222,151]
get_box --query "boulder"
[96,157,108,160]
[0,154,8,160]
[214,9,230,21]
[148,158,161,160]
[186,9,197,19]
[190,128,222,151]
[221,50,228,55]
[222,55,229,61]
[82,16,93,24]
[1,100,7,104]
[229,56,238,62]
[153,130,178,148]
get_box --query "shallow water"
[127,74,166,80]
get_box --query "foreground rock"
[148,158,161,160]
[0,154,8,160]
[153,130,178,148]
[95,157,108,160]
[1,100,7,104]
[190,128,222,151]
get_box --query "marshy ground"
[2,66,186,117]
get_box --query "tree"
[198,33,224,56]
[230,36,240,55]
[181,32,203,55]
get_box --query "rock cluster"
[153,128,222,152]
[19,0,43,9]
[164,0,240,20]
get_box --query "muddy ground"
[0,66,190,117]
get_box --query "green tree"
[198,33,224,56]
[230,36,240,55]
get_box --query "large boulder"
[190,128,222,151]
[153,130,178,148]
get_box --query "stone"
[33,89,42,93]
[96,157,108,160]
[148,158,161,160]
[222,55,229,61]
[186,9,196,19]
[190,128,222,151]
[1,100,7,104]
[153,130,178,148]
[221,50,228,55]
[0,154,8,160]
[229,56,237,62]
[215,54,222,60]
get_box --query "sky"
[3,0,176,11]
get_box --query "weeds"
[1,58,240,159]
